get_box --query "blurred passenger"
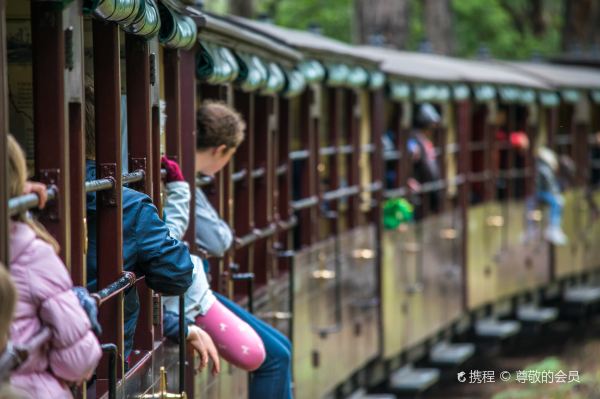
[408,103,442,214]
[7,134,101,398]
[533,147,568,245]
[84,80,194,359]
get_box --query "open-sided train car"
[2,2,600,399]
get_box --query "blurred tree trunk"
[229,0,254,18]
[423,0,454,55]
[562,0,600,55]
[354,0,410,48]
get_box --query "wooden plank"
[31,0,70,263]
[92,19,124,378]
[66,2,86,286]
[125,34,154,351]
[0,0,9,267]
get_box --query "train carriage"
[2,2,600,399]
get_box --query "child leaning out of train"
[529,147,568,245]
[160,156,264,375]
[7,134,102,399]
[84,80,194,361]
[162,101,294,399]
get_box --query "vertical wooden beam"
[93,19,124,377]
[252,95,272,287]
[125,34,154,352]
[65,1,85,286]
[298,89,317,247]
[180,49,197,248]
[164,49,181,161]
[457,100,471,311]
[0,0,9,267]
[31,0,70,263]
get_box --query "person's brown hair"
[7,134,60,253]
[0,264,16,352]
[196,101,246,150]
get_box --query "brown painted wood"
[457,100,471,310]
[125,34,154,351]
[179,49,197,250]
[164,49,181,162]
[252,95,272,288]
[92,19,124,378]
[0,0,9,267]
[31,1,70,263]
[68,102,86,286]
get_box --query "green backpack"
[383,198,414,230]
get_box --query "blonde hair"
[0,264,16,352]
[7,134,59,253]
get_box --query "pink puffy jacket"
[9,222,102,399]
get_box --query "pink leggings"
[195,300,266,371]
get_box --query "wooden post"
[93,19,124,378]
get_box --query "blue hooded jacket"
[85,160,194,356]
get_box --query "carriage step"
[517,306,558,324]
[563,286,600,305]
[346,390,395,399]
[389,365,440,393]
[475,318,521,339]
[429,342,475,366]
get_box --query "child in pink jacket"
[7,134,101,399]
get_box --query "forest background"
[203,0,600,62]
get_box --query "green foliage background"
[204,0,565,60]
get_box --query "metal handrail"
[235,231,260,248]
[339,145,353,154]
[8,170,146,216]
[363,181,383,193]
[8,187,58,217]
[383,187,408,199]
[384,150,401,161]
[196,175,215,187]
[319,146,337,156]
[275,164,288,176]
[290,150,310,160]
[322,185,360,201]
[291,195,319,211]
[278,215,298,230]
[91,271,137,306]
[232,169,247,182]
[251,167,266,179]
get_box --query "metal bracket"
[38,168,60,221]
[99,163,117,207]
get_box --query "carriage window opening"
[590,100,600,187]
[469,104,488,205]
[410,102,444,219]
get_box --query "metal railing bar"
[384,187,408,199]
[251,167,266,179]
[290,195,319,210]
[318,146,337,156]
[8,187,58,217]
[232,169,247,182]
[276,164,288,176]
[322,185,360,201]
[196,176,215,187]
[339,145,354,154]
[91,271,137,306]
[290,150,310,160]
